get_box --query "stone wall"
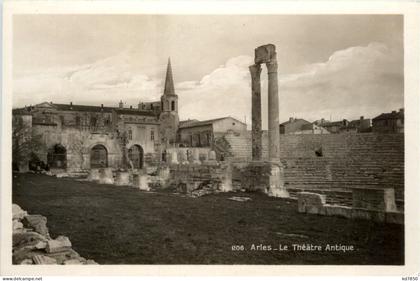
[31,126,160,172]
[218,131,404,201]
[166,163,232,197]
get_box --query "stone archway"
[128,144,144,169]
[90,144,108,168]
[47,144,67,169]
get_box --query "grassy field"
[12,173,404,265]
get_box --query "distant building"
[280,118,329,134]
[178,117,247,147]
[372,109,404,133]
[348,116,372,133]
[318,119,349,134]
[315,117,371,134]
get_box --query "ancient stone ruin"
[12,204,97,265]
[296,189,403,224]
[246,44,289,198]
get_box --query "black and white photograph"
[2,1,420,278]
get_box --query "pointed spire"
[163,57,176,96]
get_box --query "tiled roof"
[14,102,159,117]
[373,111,403,121]
[52,103,115,113]
[280,118,309,126]
[179,117,245,129]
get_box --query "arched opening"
[47,144,67,169]
[91,144,108,168]
[171,100,175,111]
[128,144,144,169]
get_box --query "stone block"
[192,149,201,164]
[352,188,397,212]
[268,164,289,198]
[22,215,49,237]
[19,259,33,265]
[13,220,24,233]
[98,168,114,184]
[208,150,217,161]
[323,204,352,219]
[13,231,47,247]
[46,248,81,264]
[297,192,326,214]
[64,259,83,265]
[33,255,57,265]
[115,171,130,186]
[254,44,276,64]
[385,211,404,225]
[133,174,150,191]
[170,151,179,164]
[12,204,27,220]
[87,169,100,182]
[46,235,72,253]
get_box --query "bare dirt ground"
[12,173,404,265]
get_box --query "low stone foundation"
[12,204,97,265]
[237,161,289,198]
[167,162,233,197]
[297,191,403,224]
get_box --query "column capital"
[266,60,278,74]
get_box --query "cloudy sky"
[13,15,403,128]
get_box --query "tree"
[12,116,43,171]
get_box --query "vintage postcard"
[1,0,420,277]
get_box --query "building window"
[151,130,155,141]
[128,129,133,140]
[171,101,175,111]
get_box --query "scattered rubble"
[275,232,309,239]
[12,203,98,265]
[228,196,252,202]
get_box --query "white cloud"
[13,50,162,108]
[176,43,403,127]
[14,43,403,128]
[175,55,253,123]
[278,42,403,121]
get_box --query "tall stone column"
[249,64,262,161]
[267,58,280,162]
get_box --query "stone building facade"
[178,117,246,147]
[12,59,180,172]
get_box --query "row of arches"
[47,144,144,169]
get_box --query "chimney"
[399,108,404,113]
[289,117,294,123]
[101,104,104,111]
[392,110,396,114]
[360,116,364,120]
[130,105,133,109]
[119,100,123,109]
[70,102,73,110]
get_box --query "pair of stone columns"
[249,44,280,162]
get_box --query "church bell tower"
[159,58,179,145]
